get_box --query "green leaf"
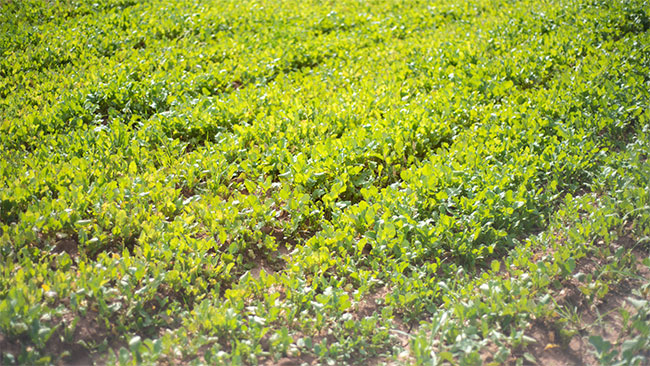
[627,297,648,309]
[589,335,612,354]
[129,336,142,349]
[128,161,137,175]
[491,260,501,273]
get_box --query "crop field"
[1,0,650,364]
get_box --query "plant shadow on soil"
[506,235,650,366]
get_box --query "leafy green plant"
[2,0,650,364]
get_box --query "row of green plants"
[410,124,650,365]
[1,0,649,364]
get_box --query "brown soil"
[53,237,80,258]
